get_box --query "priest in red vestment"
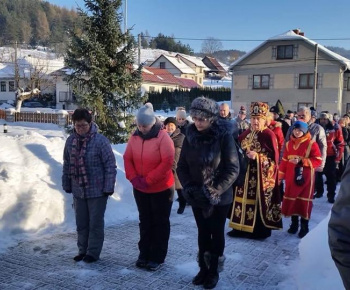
[228,102,282,240]
[278,121,322,238]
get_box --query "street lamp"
[3,123,7,133]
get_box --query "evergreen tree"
[65,0,144,144]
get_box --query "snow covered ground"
[0,117,344,289]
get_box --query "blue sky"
[46,0,350,53]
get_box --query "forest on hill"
[0,0,79,52]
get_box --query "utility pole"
[312,44,318,109]
[138,34,141,66]
[14,41,19,90]
[124,0,127,33]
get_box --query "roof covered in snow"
[229,30,350,70]
[150,54,196,74]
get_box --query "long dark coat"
[177,119,240,206]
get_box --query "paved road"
[0,197,332,290]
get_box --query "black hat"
[270,106,279,114]
[164,117,177,126]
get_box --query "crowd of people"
[62,101,350,289]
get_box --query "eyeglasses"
[192,117,209,123]
[74,123,90,128]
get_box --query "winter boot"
[203,254,219,289]
[287,216,299,234]
[192,251,208,285]
[298,218,309,238]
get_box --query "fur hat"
[250,102,269,118]
[293,121,308,134]
[136,102,156,125]
[319,112,329,119]
[176,108,187,119]
[190,96,219,120]
[164,117,177,127]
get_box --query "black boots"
[287,216,299,234]
[203,254,219,289]
[298,218,309,238]
[193,252,220,288]
[192,252,208,285]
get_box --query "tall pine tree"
[65,0,144,143]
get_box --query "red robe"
[229,127,282,233]
[279,132,322,219]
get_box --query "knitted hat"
[136,102,156,125]
[190,96,219,120]
[176,109,187,119]
[250,102,269,118]
[164,117,177,127]
[293,121,308,134]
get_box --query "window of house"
[0,81,6,92]
[159,62,166,69]
[277,45,294,59]
[253,75,270,89]
[299,73,314,89]
[9,81,15,92]
[149,86,155,92]
[59,91,68,102]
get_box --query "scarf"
[69,131,95,188]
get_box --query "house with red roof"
[149,54,202,86]
[141,66,199,94]
[202,56,227,80]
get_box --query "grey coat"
[62,123,117,199]
[328,160,350,290]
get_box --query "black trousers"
[192,204,231,256]
[315,156,337,198]
[133,186,174,263]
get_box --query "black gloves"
[294,165,304,186]
[183,185,210,208]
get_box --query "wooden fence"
[14,112,60,124]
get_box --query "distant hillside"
[326,46,350,59]
[0,0,80,53]
[195,49,246,65]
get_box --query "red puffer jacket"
[124,128,175,193]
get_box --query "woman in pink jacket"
[123,103,175,271]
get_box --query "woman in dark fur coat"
[177,97,239,289]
